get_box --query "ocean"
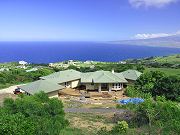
[0,41,180,63]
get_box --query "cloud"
[129,0,178,8]
[134,31,180,39]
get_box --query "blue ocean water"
[0,42,180,63]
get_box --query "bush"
[112,121,129,134]
[0,92,69,135]
[125,85,152,99]
[134,71,180,101]
[135,97,180,134]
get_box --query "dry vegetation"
[66,112,114,134]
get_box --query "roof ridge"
[114,73,127,82]
[104,72,117,81]
[96,71,117,82]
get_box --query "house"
[81,70,128,92]
[121,70,142,83]
[18,80,64,98]
[18,69,142,98]
[40,69,81,88]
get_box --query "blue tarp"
[117,98,144,105]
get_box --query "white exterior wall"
[47,90,59,98]
[108,84,112,92]
[71,79,80,88]
[59,79,80,88]
[98,84,101,92]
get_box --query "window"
[65,82,69,87]
[113,83,122,89]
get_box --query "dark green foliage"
[134,71,180,101]
[67,63,142,73]
[136,97,180,134]
[125,85,152,99]
[135,65,145,72]
[154,75,180,101]
[0,92,68,135]
[60,127,85,135]
[0,68,55,89]
[94,63,134,73]
[116,97,180,134]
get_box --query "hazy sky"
[0,0,180,41]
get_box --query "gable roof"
[40,69,81,84]
[121,70,142,81]
[18,80,64,95]
[81,70,128,83]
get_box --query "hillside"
[112,34,180,48]
[153,54,180,64]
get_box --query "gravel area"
[65,108,125,114]
[0,84,25,94]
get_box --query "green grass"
[60,127,85,135]
[66,113,111,123]
[148,68,180,76]
[153,54,180,64]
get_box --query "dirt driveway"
[0,84,26,94]
[65,108,125,114]
[0,85,18,94]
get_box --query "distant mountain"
[111,34,180,48]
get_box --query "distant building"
[84,60,93,64]
[19,61,28,65]
[0,68,9,72]
[49,63,54,67]
[67,60,79,65]
[90,65,95,69]
[16,65,27,69]
[119,61,127,64]
[26,68,38,72]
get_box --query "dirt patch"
[59,88,81,97]
[68,115,114,133]
[0,84,26,94]
[0,93,17,106]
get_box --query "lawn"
[153,54,180,64]
[148,68,180,76]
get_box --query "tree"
[0,92,69,135]
[135,71,180,101]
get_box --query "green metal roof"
[121,70,142,81]
[18,80,64,95]
[81,70,128,83]
[40,69,81,84]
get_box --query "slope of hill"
[112,34,180,48]
[153,54,180,64]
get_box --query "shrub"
[0,92,69,135]
[111,121,129,134]
[125,85,152,99]
[134,71,180,101]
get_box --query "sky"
[0,0,180,41]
